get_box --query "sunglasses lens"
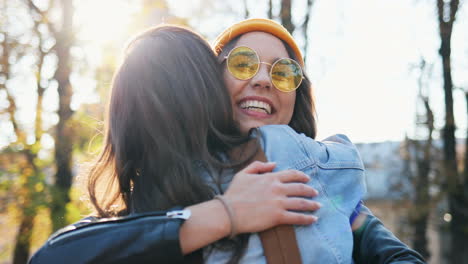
[227,46,260,80]
[271,58,303,92]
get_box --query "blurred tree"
[243,0,249,19]
[0,0,76,262]
[139,0,188,28]
[268,0,273,19]
[302,0,314,63]
[0,0,50,262]
[436,0,468,263]
[277,0,314,64]
[406,58,436,260]
[50,0,74,233]
[280,0,294,33]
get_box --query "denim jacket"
[205,125,366,264]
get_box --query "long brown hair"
[216,35,318,139]
[88,26,255,217]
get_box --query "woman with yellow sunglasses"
[210,18,425,264]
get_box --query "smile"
[239,100,272,115]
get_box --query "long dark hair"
[88,25,255,218]
[216,35,317,139]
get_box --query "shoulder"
[322,134,354,146]
[257,124,300,139]
[256,125,316,170]
[317,134,364,170]
[257,124,319,151]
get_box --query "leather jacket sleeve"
[352,205,426,264]
[29,210,187,264]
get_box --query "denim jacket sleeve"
[29,210,186,264]
[352,205,426,264]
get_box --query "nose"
[250,63,272,90]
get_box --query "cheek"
[224,70,246,101]
[280,92,296,123]
[224,70,236,94]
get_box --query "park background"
[1,0,468,263]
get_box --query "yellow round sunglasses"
[225,46,303,92]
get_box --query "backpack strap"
[253,148,302,264]
[259,225,302,264]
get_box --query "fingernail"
[316,202,322,208]
[312,216,319,222]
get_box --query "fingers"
[282,197,322,211]
[243,161,276,174]
[276,170,310,184]
[283,183,318,197]
[280,211,319,225]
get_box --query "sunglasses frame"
[224,46,304,93]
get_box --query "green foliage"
[66,187,92,223]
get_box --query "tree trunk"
[12,209,35,264]
[243,0,249,19]
[302,0,314,63]
[267,0,273,19]
[436,0,468,263]
[413,151,431,259]
[410,60,434,260]
[464,91,468,192]
[51,0,74,232]
[280,0,294,34]
[3,5,42,262]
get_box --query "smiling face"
[224,32,297,135]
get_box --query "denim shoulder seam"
[317,161,364,170]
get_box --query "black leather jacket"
[29,208,425,264]
[353,213,425,264]
[29,210,186,264]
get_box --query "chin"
[241,123,265,135]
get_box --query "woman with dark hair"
[30,25,320,264]
[212,18,425,264]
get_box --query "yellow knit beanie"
[213,18,304,67]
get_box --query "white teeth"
[239,100,272,114]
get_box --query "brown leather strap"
[252,148,302,264]
[259,225,302,264]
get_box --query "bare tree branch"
[25,0,57,36]
[268,0,273,19]
[0,34,22,142]
[302,0,314,64]
[436,1,468,263]
[243,0,249,19]
[280,0,294,33]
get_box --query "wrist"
[214,195,238,238]
[179,199,232,254]
[188,199,232,237]
[209,198,232,238]
[352,213,370,236]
